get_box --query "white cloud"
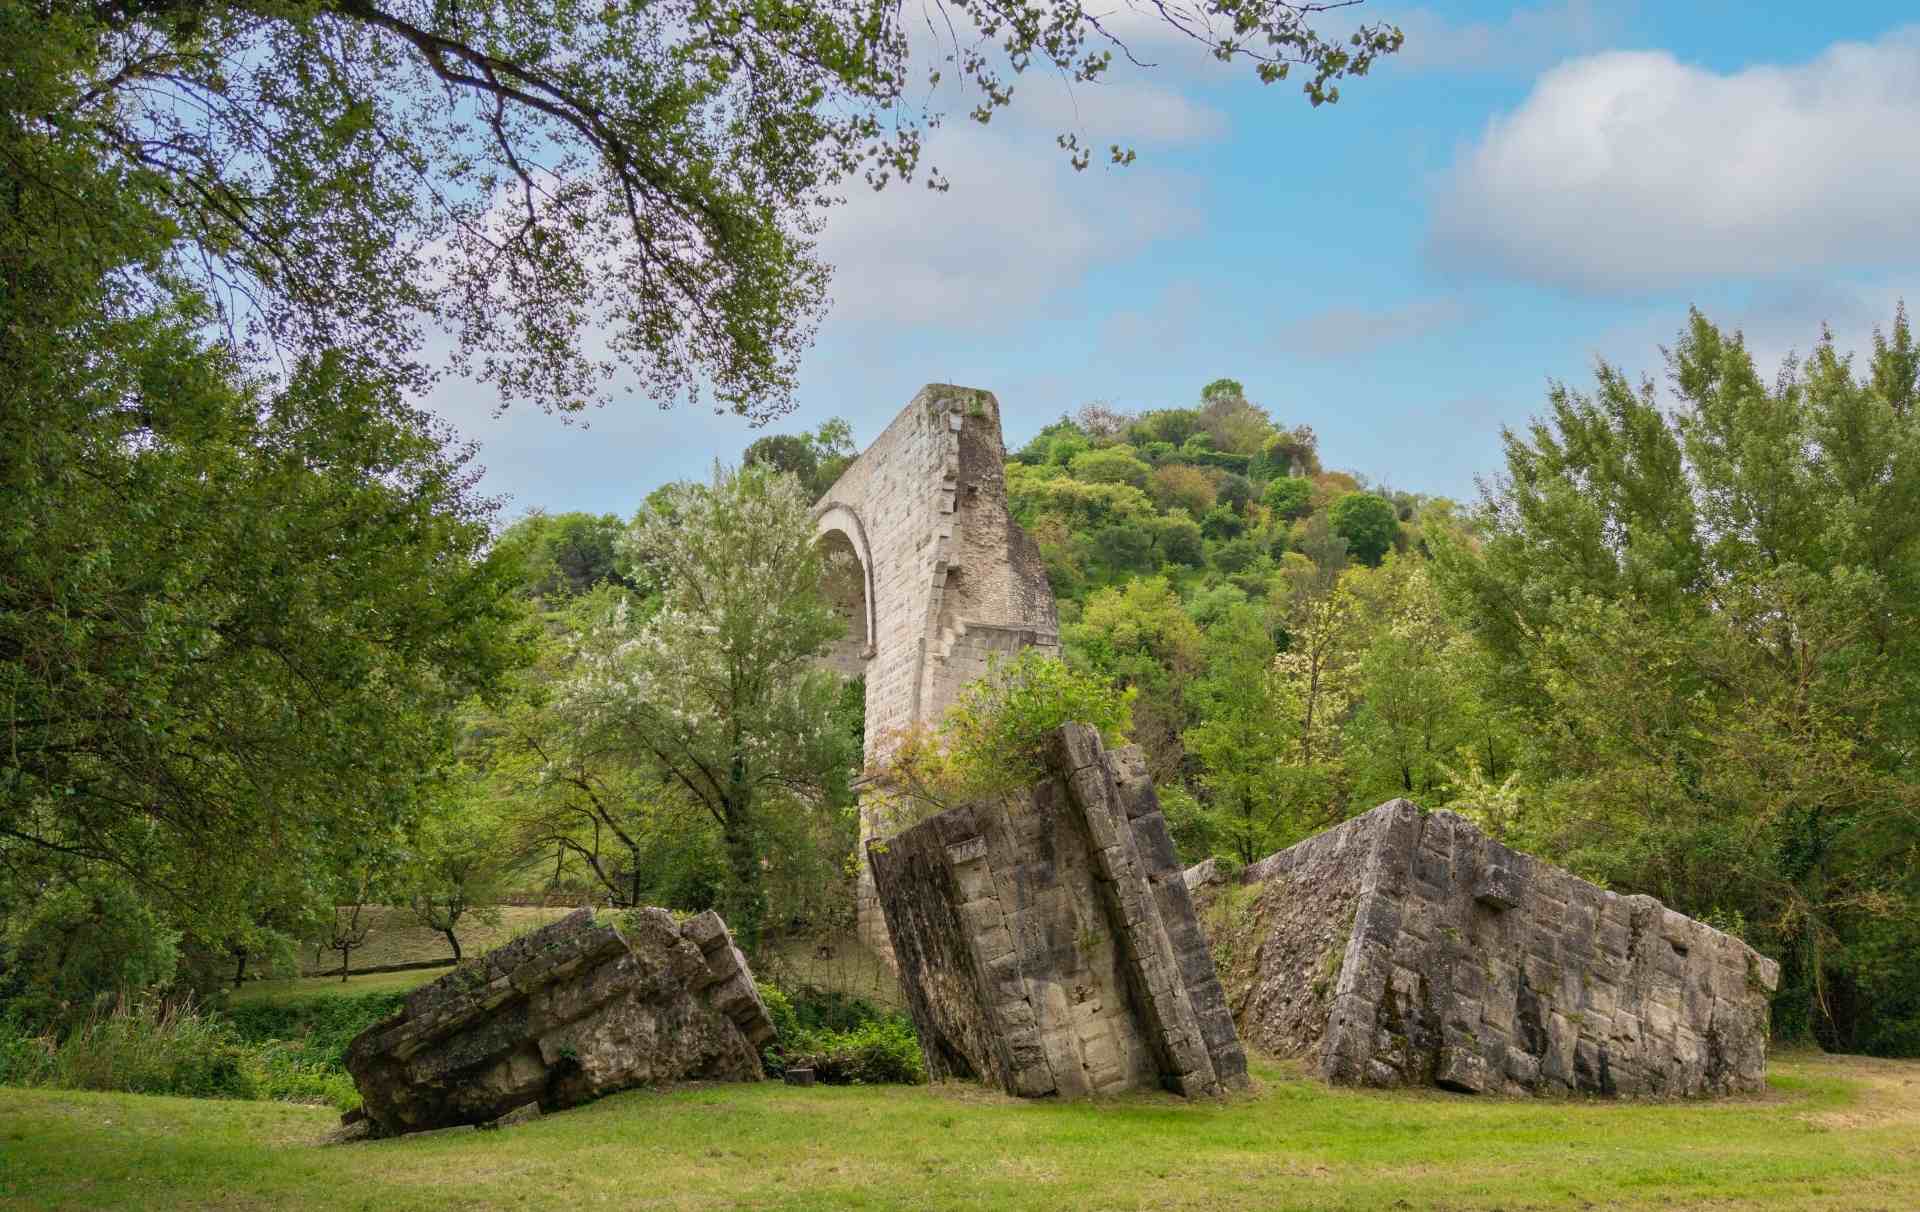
[815,124,1201,330]
[1273,296,1472,359]
[1427,29,1920,291]
[1387,1,1615,74]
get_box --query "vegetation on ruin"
[4,1051,1917,1210]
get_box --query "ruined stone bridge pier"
[812,385,1060,953]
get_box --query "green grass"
[232,967,444,1005]
[2,1052,1916,1210]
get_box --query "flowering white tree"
[564,464,858,943]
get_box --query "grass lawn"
[2,1052,1915,1210]
[757,933,904,1011]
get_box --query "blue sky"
[426,1,1920,519]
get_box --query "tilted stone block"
[345,908,774,1136]
[869,724,1248,1100]
[1201,800,1779,1098]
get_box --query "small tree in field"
[402,793,509,963]
[328,900,372,983]
[563,464,859,945]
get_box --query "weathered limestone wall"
[1210,801,1779,1098]
[869,724,1247,1099]
[345,908,774,1136]
[813,385,1060,950]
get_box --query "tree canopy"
[16,0,1401,419]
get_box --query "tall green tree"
[1183,607,1299,863]
[1435,308,1920,1054]
[1329,491,1400,566]
[564,465,858,943]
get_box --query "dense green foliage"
[1434,309,1920,1055]
[225,990,409,1072]
[757,983,924,1086]
[458,465,863,949]
[0,16,529,1028]
[854,339,1919,1055]
[0,996,364,1107]
[8,0,1397,420]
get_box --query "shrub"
[248,1041,362,1110]
[786,1016,924,1085]
[50,998,257,1099]
[1329,491,1399,566]
[0,877,180,1031]
[225,989,407,1068]
[0,1022,55,1086]
[1150,514,1205,567]
[1068,447,1151,489]
[757,983,924,1085]
[1263,475,1313,521]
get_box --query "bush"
[0,994,372,1109]
[0,1022,55,1086]
[49,999,257,1099]
[757,983,924,1085]
[249,1040,362,1110]
[224,989,406,1069]
[1329,491,1399,566]
[1262,475,1313,521]
[1068,447,1151,489]
[785,1017,924,1085]
[0,877,181,1031]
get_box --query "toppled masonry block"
[869,723,1248,1099]
[345,907,774,1136]
[1203,800,1779,1098]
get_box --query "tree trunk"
[441,929,462,963]
[233,949,248,989]
[721,822,764,948]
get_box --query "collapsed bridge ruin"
[812,385,1061,953]
[1195,801,1780,1097]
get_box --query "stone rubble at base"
[344,906,774,1136]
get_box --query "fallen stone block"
[869,723,1248,1099]
[345,907,774,1136]
[1205,800,1779,1098]
[783,1068,816,1087]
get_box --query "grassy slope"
[2,1053,1916,1211]
[231,967,445,1005]
[757,933,904,1011]
[291,906,578,976]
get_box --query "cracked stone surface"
[869,723,1248,1099]
[1198,800,1780,1098]
[344,907,774,1136]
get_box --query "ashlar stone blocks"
[868,724,1248,1099]
[812,385,1061,951]
[345,907,774,1136]
[1214,800,1780,1098]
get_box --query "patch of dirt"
[1798,1052,1920,1131]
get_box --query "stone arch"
[813,503,876,677]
